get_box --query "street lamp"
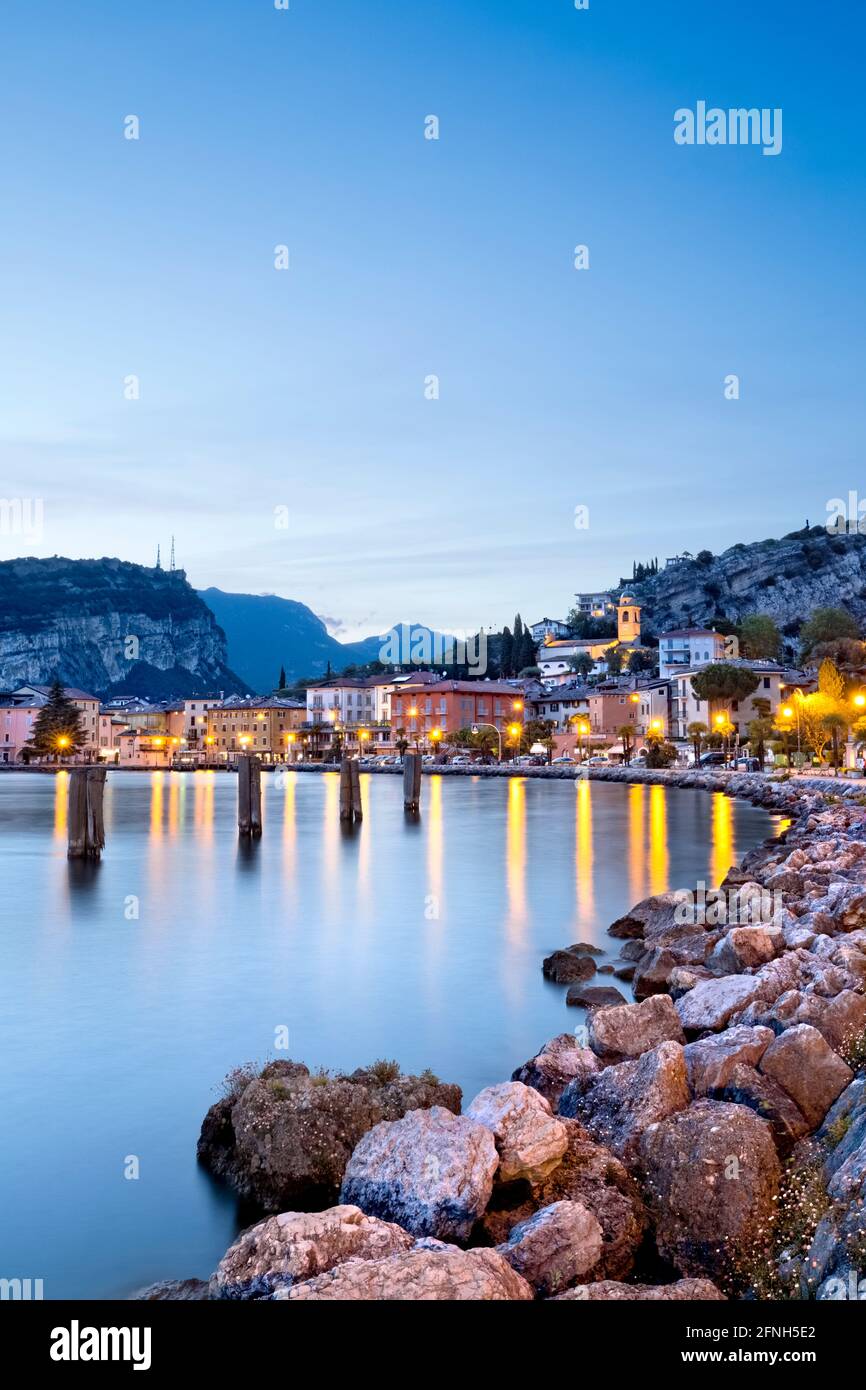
[507,721,522,762]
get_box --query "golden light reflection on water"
[710,792,734,887]
[506,777,527,934]
[648,783,669,896]
[427,774,443,920]
[149,773,164,836]
[628,784,645,903]
[575,778,593,928]
[53,771,68,839]
[193,771,216,837]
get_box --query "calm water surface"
[0,770,780,1298]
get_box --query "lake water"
[0,769,780,1299]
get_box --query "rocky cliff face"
[626,528,866,639]
[0,557,248,698]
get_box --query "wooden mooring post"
[238,755,262,836]
[339,756,363,822]
[403,750,422,812]
[67,766,107,860]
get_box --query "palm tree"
[395,727,409,763]
[687,720,708,764]
[616,724,634,766]
[821,710,849,776]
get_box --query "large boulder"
[683,1026,775,1096]
[710,1064,810,1157]
[340,1106,498,1242]
[133,1279,210,1301]
[542,948,598,984]
[497,1201,602,1296]
[476,1120,649,1281]
[566,984,627,1009]
[676,975,765,1033]
[197,1059,460,1212]
[708,926,783,975]
[560,1041,690,1165]
[512,1035,600,1107]
[466,1082,568,1184]
[553,1278,725,1301]
[277,1245,534,1300]
[759,1025,853,1129]
[210,1205,414,1299]
[608,891,693,942]
[588,994,685,1064]
[640,1100,781,1285]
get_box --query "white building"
[529,617,572,643]
[669,661,811,741]
[658,628,726,680]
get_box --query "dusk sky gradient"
[1,0,864,639]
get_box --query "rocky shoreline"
[140,771,866,1301]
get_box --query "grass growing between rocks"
[736,1145,832,1300]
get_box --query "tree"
[738,614,782,660]
[277,664,287,690]
[394,727,408,762]
[809,637,866,673]
[690,663,760,706]
[747,716,775,769]
[800,607,860,660]
[713,715,736,766]
[26,679,86,761]
[569,652,595,680]
[687,720,708,763]
[605,645,624,677]
[645,740,677,768]
[817,657,846,702]
[524,718,556,763]
[821,710,849,776]
[499,626,514,678]
[627,647,657,674]
[616,724,635,766]
[695,549,714,566]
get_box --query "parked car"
[450,755,471,765]
[732,755,761,772]
[551,755,575,764]
[698,751,727,767]
[586,755,610,766]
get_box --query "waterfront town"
[3,588,859,774]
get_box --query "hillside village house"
[538,596,642,685]
[529,617,572,643]
[573,591,616,619]
[658,627,727,680]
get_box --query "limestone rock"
[497,1200,603,1296]
[760,1024,853,1128]
[340,1106,499,1242]
[466,1082,568,1184]
[640,1100,781,1285]
[589,994,685,1063]
[278,1245,534,1300]
[560,1041,690,1165]
[210,1204,414,1299]
[683,1026,775,1096]
[553,1277,725,1301]
[512,1034,600,1107]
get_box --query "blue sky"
[1,0,864,638]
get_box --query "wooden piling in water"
[67,766,107,859]
[238,755,262,836]
[340,757,363,822]
[403,751,422,812]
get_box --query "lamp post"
[471,722,502,761]
[507,721,523,763]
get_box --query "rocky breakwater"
[145,773,866,1301]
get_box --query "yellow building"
[205,698,307,761]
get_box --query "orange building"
[390,680,525,745]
